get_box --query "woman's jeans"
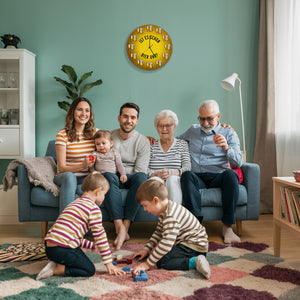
[46,245,95,277]
[54,172,85,213]
[157,244,206,270]
[101,172,147,221]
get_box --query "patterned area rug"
[0,241,300,299]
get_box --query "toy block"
[132,270,148,282]
[122,267,133,272]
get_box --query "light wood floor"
[1,214,299,267]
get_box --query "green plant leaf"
[79,79,103,96]
[58,101,71,112]
[54,76,74,89]
[66,87,78,100]
[77,71,93,90]
[61,65,77,84]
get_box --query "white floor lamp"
[221,73,246,162]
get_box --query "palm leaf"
[54,77,73,89]
[58,101,71,112]
[79,79,103,96]
[77,71,93,90]
[61,65,77,84]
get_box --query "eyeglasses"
[197,114,218,123]
[157,123,174,129]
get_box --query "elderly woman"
[148,110,191,204]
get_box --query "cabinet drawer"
[0,128,20,155]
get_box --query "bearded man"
[104,102,150,250]
[179,99,243,244]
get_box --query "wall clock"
[127,24,173,71]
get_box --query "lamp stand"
[237,77,246,162]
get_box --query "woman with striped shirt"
[54,97,99,212]
[148,110,191,204]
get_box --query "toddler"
[89,130,127,183]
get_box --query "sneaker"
[195,255,211,279]
[36,261,56,280]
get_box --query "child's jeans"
[156,244,207,270]
[46,245,95,277]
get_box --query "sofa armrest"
[17,165,33,221]
[241,163,260,219]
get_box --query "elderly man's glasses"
[197,114,218,123]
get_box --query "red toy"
[113,257,133,264]
[88,155,95,163]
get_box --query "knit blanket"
[2,157,59,197]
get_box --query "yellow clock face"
[127,24,173,71]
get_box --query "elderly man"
[179,99,243,244]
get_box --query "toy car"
[132,270,148,282]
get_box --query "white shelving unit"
[0,49,35,158]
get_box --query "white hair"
[199,99,220,113]
[154,110,178,129]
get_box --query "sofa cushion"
[199,185,247,207]
[31,187,59,208]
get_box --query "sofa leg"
[41,222,48,240]
[236,220,242,236]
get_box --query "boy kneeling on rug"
[36,172,125,280]
[133,179,211,279]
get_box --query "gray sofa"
[17,140,260,238]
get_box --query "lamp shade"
[220,73,239,91]
[220,72,246,161]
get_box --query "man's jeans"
[181,169,239,224]
[101,172,147,221]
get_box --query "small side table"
[273,177,300,256]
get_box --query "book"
[279,186,288,220]
[285,188,299,225]
[291,190,300,226]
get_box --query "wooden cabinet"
[273,176,300,256]
[0,49,35,158]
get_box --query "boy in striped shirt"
[133,179,210,279]
[36,172,125,280]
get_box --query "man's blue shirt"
[178,123,243,173]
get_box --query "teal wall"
[0,0,259,178]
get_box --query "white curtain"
[274,0,300,176]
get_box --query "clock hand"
[149,47,155,55]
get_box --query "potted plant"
[1,34,21,48]
[54,65,103,111]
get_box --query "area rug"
[0,241,300,299]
